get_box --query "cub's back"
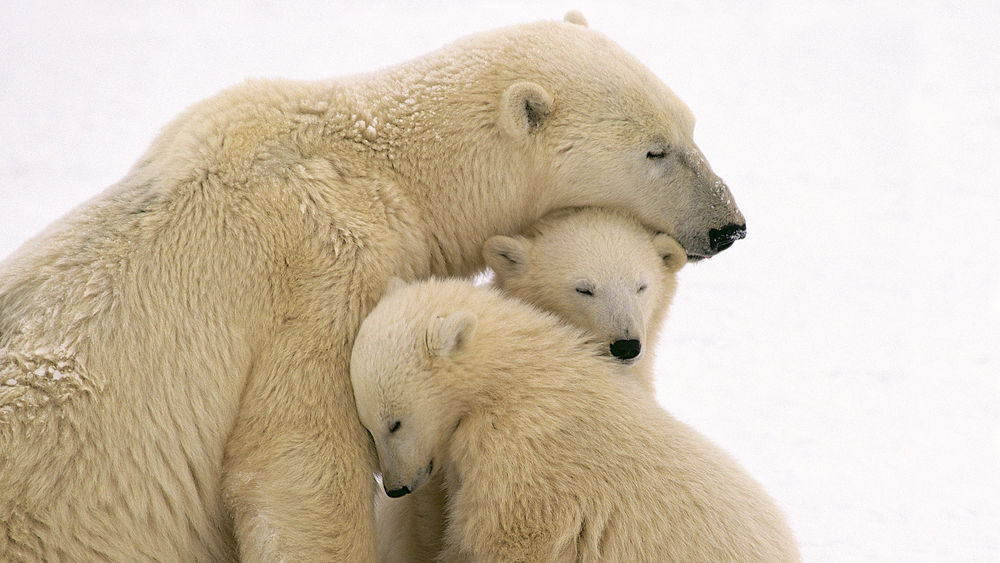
[444,297,798,562]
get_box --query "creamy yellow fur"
[1,13,742,561]
[353,279,799,562]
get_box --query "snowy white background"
[2,1,997,561]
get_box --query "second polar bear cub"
[484,207,686,391]
[352,279,800,562]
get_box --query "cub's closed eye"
[576,287,594,296]
[389,421,401,433]
[646,149,666,159]
[638,284,648,293]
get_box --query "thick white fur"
[375,208,686,562]
[0,13,742,561]
[353,279,800,562]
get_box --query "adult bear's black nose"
[709,223,747,253]
[386,485,411,498]
[610,339,641,361]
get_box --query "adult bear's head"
[492,13,745,260]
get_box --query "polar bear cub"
[352,278,800,562]
[484,207,686,391]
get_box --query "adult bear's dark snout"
[709,223,747,253]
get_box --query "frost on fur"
[0,348,91,423]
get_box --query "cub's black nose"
[610,339,641,361]
[709,223,747,253]
[386,486,411,498]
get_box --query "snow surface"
[1,1,997,561]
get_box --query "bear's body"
[375,208,687,562]
[0,14,743,560]
[353,279,799,562]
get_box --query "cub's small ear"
[482,235,531,280]
[499,82,553,138]
[426,311,477,358]
[652,233,688,273]
[564,10,588,27]
[383,276,407,296]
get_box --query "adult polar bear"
[0,12,744,562]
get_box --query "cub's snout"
[610,339,642,362]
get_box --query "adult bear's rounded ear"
[426,311,477,358]
[563,10,588,27]
[499,82,553,139]
[652,233,688,273]
[482,235,531,280]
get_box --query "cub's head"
[484,208,686,365]
[350,279,477,498]
[495,12,745,259]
